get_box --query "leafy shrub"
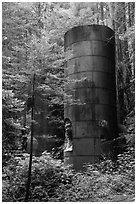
[2,147,135,202]
[53,147,135,202]
[2,152,74,202]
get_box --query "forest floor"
[106,194,135,202]
[2,145,135,202]
[2,175,135,202]
[82,194,135,202]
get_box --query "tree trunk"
[25,73,35,201]
[100,3,104,25]
[96,3,99,24]
[108,2,121,122]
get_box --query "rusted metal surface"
[64,25,117,170]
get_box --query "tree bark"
[100,2,104,25]
[25,73,35,201]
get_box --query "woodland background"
[2,2,135,202]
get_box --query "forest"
[2,2,135,202]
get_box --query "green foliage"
[2,152,73,202]
[55,148,134,202]
[3,147,135,202]
[2,2,66,149]
[2,89,24,163]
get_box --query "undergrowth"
[2,147,135,202]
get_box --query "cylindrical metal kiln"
[64,25,117,170]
